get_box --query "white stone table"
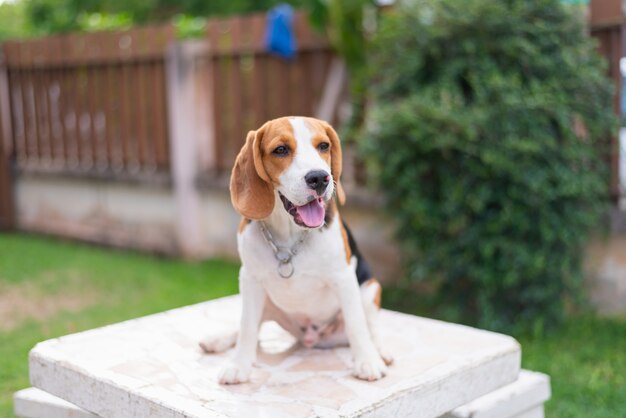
[443,370,550,418]
[28,295,521,418]
[15,371,550,418]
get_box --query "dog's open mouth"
[279,193,325,228]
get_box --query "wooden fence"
[1,25,175,176]
[590,22,623,200]
[0,54,14,229]
[590,0,624,200]
[205,12,337,172]
[1,48,15,229]
[0,12,338,178]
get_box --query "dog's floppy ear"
[323,122,346,205]
[230,128,274,219]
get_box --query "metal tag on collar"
[278,260,294,278]
[276,248,294,279]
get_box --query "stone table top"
[29,295,521,418]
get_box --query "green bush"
[365,0,614,332]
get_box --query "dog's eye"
[317,142,330,152]
[272,145,289,156]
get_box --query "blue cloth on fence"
[265,4,297,59]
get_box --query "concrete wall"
[16,173,179,254]
[15,173,242,260]
[14,173,402,283]
[585,235,626,315]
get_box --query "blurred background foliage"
[310,0,375,141]
[0,0,30,41]
[0,0,313,40]
[365,0,615,333]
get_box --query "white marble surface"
[443,370,550,418]
[29,295,521,418]
[15,370,549,418]
[14,388,94,418]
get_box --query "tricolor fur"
[201,116,391,384]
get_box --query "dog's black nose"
[305,170,330,196]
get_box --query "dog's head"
[230,117,345,228]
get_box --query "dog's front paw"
[353,354,387,381]
[218,361,251,385]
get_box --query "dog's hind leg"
[202,296,305,354]
[314,279,393,359]
[262,297,304,341]
[199,331,238,353]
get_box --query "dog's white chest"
[238,221,350,322]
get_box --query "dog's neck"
[262,191,310,245]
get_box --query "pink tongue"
[296,199,325,227]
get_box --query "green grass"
[0,233,239,417]
[518,315,626,418]
[1,233,625,417]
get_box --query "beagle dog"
[201,116,391,384]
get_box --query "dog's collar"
[259,221,309,278]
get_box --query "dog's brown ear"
[323,122,346,205]
[230,128,274,219]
